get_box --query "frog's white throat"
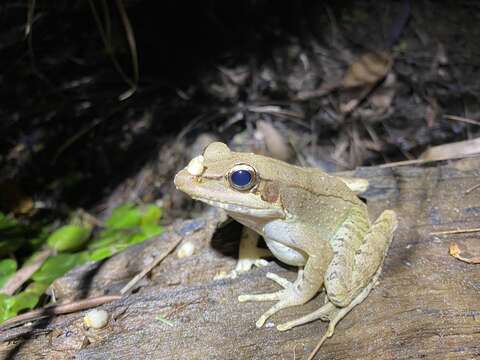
[196,198,285,218]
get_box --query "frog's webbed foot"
[276,301,337,331]
[233,254,270,274]
[238,270,311,328]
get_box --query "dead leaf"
[449,242,480,264]
[369,86,396,111]
[342,51,393,88]
[419,137,480,161]
[0,180,34,215]
[425,98,439,128]
[256,120,292,161]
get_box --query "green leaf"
[141,205,163,226]
[0,259,17,289]
[23,281,49,297]
[47,225,91,252]
[88,228,123,250]
[0,294,12,322]
[105,204,141,229]
[6,292,39,314]
[126,232,149,246]
[0,212,17,230]
[32,253,84,284]
[141,223,163,238]
[0,282,49,323]
[88,247,114,261]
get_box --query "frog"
[174,142,397,350]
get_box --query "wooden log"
[1,157,480,359]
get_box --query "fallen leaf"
[342,51,393,88]
[425,98,439,128]
[255,120,292,161]
[449,242,461,257]
[420,137,480,161]
[449,242,480,264]
[0,181,34,215]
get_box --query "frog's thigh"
[325,210,397,307]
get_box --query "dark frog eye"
[227,164,257,191]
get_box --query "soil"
[1,0,480,221]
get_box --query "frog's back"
[239,152,364,207]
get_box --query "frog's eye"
[227,164,257,191]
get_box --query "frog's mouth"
[196,197,284,218]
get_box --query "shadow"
[1,0,310,212]
[210,220,243,259]
[76,258,110,300]
[1,259,110,359]
[3,315,55,359]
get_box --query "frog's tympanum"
[174,142,397,348]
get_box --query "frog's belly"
[263,220,307,266]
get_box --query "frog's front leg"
[238,243,331,329]
[234,227,271,274]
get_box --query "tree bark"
[1,157,480,359]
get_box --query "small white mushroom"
[177,241,195,258]
[186,155,205,176]
[84,309,109,329]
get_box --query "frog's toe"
[266,272,292,288]
[240,271,311,328]
[238,272,294,302]
[276,302,337,331]
[234,258,258,273]
[238,292,281,302]
[255,300,291,327]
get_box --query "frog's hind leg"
[276,265,383,331]
[238,250,331,328]
[277,210,397,349]
[310,261,391,359]
[326,209,397,307]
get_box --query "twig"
[379,153,480,168]
[307,332,330,360]
[88,0,138,100]
[25,0,36,38]
[444,114,480,127]
[52,118,103,164]
[1,248,52,295]
[430,227,480,236]
[52,103,129,163]
[115,0,139,100]
[465,183,480,195]
[294,83,339,101]
[120,235,183,295]
[0,295,121,329]
[247,105,305,120]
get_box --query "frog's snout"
[173,169,188,191]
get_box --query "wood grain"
[1,157,480,360]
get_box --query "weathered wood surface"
[1,157,480,360]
